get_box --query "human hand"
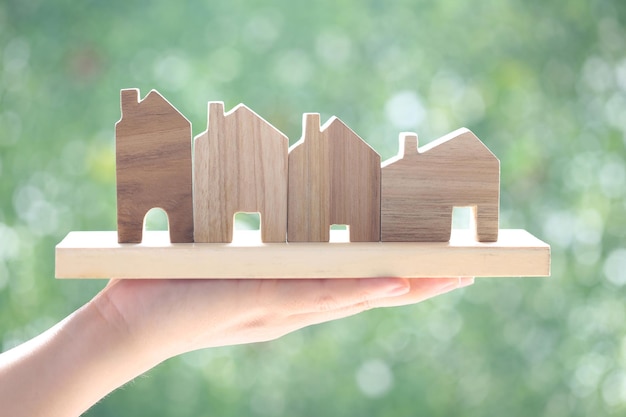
[93,277,474,361]
[0,276,473,417]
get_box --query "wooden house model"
[381,129,500,242]
[115,89,194,244]
[288,113,380,242]
[193,102,288,243]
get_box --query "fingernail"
[437,277,473,292]
[458,277,475,288]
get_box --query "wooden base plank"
[55,229,550,278]
[55,229,550,279]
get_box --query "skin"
[0,276,474,417]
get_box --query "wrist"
[62,296,160,410]
[89,281,176,366]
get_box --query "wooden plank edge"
[55,229,551,279]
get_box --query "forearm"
[0,296,165,417]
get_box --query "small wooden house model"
[381,129,500,242]
[115,89,194,243]
[288,113,381,242]
[193,102,289,243]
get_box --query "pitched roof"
[320,116,378,154]
[419,128,496,158]
[225,103,288,140]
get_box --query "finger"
[265,277,411,314]
[287,277,474,329]
[366,277,475,308]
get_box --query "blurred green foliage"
[1,0,626,415]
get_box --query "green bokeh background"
[1,0,625,415]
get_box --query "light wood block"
[288,114,381,242]
[381,129,500,242]
[115,89,194,243]
[194,102,288,243]
[55,229,550,279]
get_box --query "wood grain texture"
[381,129,500,242]
[115,89,193,243]
[55,229,550,279]
[288,114,381,242]
[194,102,288,243]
